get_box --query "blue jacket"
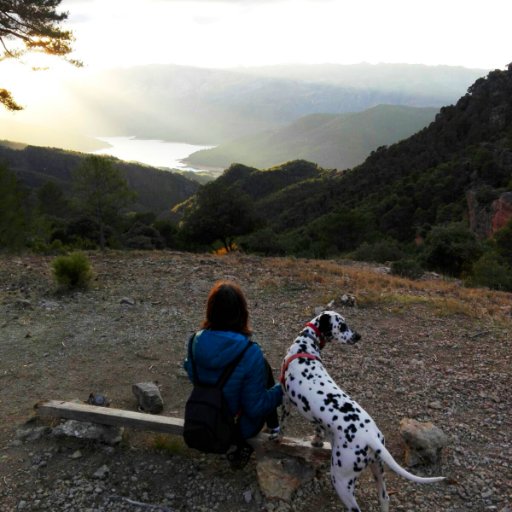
[184,329,283,439]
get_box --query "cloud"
[154,0,333,2]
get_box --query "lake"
[92,136,213,172]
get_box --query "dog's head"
[311,310,361,346]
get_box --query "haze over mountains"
[1,62,487,156]
[184,104,439,170]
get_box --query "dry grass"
[266,257,512,323]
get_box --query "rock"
[52,420,123,445]
[14,299,32,309]
[399,418,449,466]
[428,400,443,410]
[339,294,357,307]
[86,393,110,407]
[15,426,51,443]
[256,455,315,502]
[467,189,512,238]
[491,191,512,234]
[120,297,136,305]
[92,464,110,480]
[132,382,164,413]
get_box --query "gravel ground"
[0,250,511,511]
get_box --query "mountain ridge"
[1,62,486,151]
[185,104,439,170]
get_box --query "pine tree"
[72,156,136,250]
[0,0,80,110]
[0,164,28,249]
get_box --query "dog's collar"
[280,352,321,385]
[305,322,326,349]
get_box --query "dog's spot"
[339,402,355,413]
[300,395,311,411]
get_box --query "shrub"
[421,223,482,277]
[239,227,285,256]
[494,219,512,267]
[52,252,93,290]
[352,240,405,263]
[466,251,512,291]
[123,222,163,249]
[390,258,424,280]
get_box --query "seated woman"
[184,280,283,468]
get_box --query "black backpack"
[183,335,252,454]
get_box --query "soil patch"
[0,251,510,511]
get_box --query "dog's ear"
[318,313,333,338]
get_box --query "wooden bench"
[36,400,331,463]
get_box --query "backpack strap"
[187,333,252,388]
[187,333,201,385]
[215,341,253,389]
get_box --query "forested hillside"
[0,143,199,215]
[185,105,438,170]
[178,65,512,289]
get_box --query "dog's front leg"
[274,396,291,440]
[311,424,325,447]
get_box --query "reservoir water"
[93,136,213,172]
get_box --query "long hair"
[201,280,252,335]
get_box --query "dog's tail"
[370,439,446,484]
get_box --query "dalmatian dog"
[280,311,445,512]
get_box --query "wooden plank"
[249,433,331,463]
[36,400,332,462]
[36,400,184,435]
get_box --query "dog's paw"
[267,427,282,442]
[308,434,324,448]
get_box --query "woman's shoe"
[226,442,254,470]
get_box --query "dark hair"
[201,280,252,335]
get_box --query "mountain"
[184,104,439,170]
[0,143,199,217]
[234,63,488,99]
[192,65,512,255]
[70,63,484,145]
[0,121,108,153]
[5,63,485,152]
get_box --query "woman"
[184,280,283,468]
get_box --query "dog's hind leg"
[370,460,389,512]
[331,469,361,512]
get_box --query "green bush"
[239,227,286,256]
[494,219,512,267]
[421,223,482,277]
[466,251,512,291]
[352,240,405,263]
[52,252,93,290]
[390,258,424,280]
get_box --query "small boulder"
[256,455,315,502]
[132,381,164,414]
[399,418,448,466]
[52,419,123,445]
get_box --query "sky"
[58,0,511,71]
[1,0,510,143]
[2,0,511,108]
